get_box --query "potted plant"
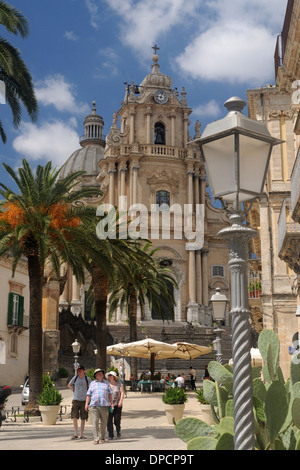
[255,280,261,297]
[248,282,254,299]
[57,367,69,386]
[38,374,63,425]
[196,387,214,425]
[162,386,187,424]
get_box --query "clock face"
[154,90,168,104]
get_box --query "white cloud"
[35,75,89,114]
[104,0,287,85]
[176,22,275,84]
[193,100,221,118]
[94,47,119,78]
[103,0,200,59]
[12,120,79,167]
[176,0,287,85]
[64,31,78,41]
[85,0,99,29]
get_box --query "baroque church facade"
[46,50,234,375]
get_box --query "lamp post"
[72,339,81,375]
[194,97,282,450]
[211,288,228,364]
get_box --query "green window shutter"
[7,292,14,325]
[18,295,24,326]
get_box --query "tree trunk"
[92,266,108,370]
[129,291,138,379]
[27,255,43,412]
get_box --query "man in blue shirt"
[85,369,113,444]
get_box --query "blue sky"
[0,0,288,188]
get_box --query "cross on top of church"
[152,44,160,54]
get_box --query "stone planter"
[200,404,214,425]
[39,405,60,425]
[58,378,69,387]
[165,404,185,425]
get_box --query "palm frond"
[0,1,29,37]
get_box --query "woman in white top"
[106,371,124,439]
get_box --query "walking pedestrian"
[189,366,196,390]
[85,369,113,444]
[68,364,91,440]
[204,365,210,380]
[106,371,124,439]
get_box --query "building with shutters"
[0,255,29,386]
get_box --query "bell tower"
[99,48,230,326]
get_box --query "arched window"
[156,190,170,210]
[154,122,166,145]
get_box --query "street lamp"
[72,339,81,375]
[211,288,228,364]
[194,97,282,450]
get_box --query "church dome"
[59,101,105,182]
[59,145,104,179]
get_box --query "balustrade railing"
[278,197,300,255]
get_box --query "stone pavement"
[1,387,204,452]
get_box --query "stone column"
[108,163,116,205]
[169,111,176,146]
[71,275,82,317]
[183,112,189,147]
[194,165,203,306]
[129,107,136,144]
[200,168,206,205]
[187,169,194,208]
[131,161,140,205]
[194,166,200,209]
[119,160,127,210]
[146,106,152,144]
[196,250,202,304]
[201,248,209,306]
[188,251,196,303]
[59,263,69,312]
[186,165,199,322]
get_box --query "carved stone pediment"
[147,170,180,196]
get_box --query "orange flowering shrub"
[0,201,80,231]
[0,202,25,228]
[48,203,80,230]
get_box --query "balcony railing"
[278,197,300,256]
[291,145,300,222]
[79,134,106,145]
[138,144,187,160]
[248,269,261,300]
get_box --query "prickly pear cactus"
[174,329,300,450]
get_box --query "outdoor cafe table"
[138,380,153,392]
[138,380,176,392]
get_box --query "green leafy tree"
[0,159,101,410]
[0,1,38,142]
[75,218,133,370]
[109,243,177,378]
[72,210,155,371]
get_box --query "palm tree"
[0,1,38,142]
[108,243,177,378]
[75,214,155,371]
[0,159,101,410]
